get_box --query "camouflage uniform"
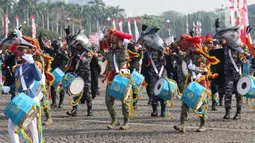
[223,45,242,119]
[147,48,167,117]
[174,51,208,132]
[73,48,93,115]
[102,47,130,128]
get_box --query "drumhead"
[69,78,84,95]
[237,76,252,95]
[195,92,207,110]
[182,60,189,76]
[22,109,39,128]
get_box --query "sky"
[104,0,255,16]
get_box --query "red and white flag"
[133,17,140,41]
[127,18,132,37]
[5,13,8,38]
[192,22,196,34]
[32,16,36,38]
[16,14,19,27]
[118,17,123,32]
[112,17,116,29]
[229,0,235,9]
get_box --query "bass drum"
[181,60,189,76]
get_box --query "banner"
[5,13,8,38]
[133,17,140,41]
[16,14,19,27]
[112,17,116,29]
[32,16,36,38]
[127,18,132,37]
[186,23,189,34]
[118,17,123,32]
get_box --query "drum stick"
[7,66,13,76]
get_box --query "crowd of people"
[0,17,254,143]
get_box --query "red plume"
[113,31,133,40]
[206,33,211,39]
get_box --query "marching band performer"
[214,23,245,120]
[2,33,43,143]
[99,28,132,130]
[38,35,69,108]
[174,35,219,133]
[65,28,94,117]
[137,28,167,117]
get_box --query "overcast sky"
[104,0,255,16]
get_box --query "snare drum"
[4,93,39,128]
[237,76,255,98]
[154,77,178,100]
[109,75,132,101]
[182,82,208,110]
[62,73,84,95]
[52,68,65,88]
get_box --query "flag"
[16,14,19,27]
[192,22,196,33]
[133,17,140,41]
[5,13,8,38]
[186,23,189,34]
[112,17,116,29]
[229,0,235,9]
[32,16,36,38]
[118,17,123,32]
[127,18,132,37]
[229,0,236,26]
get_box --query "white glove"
[2,86,10,94]
[188,60,196,71]
[22,54,34,64]
[122,39,130,46]
[99,32,104,41]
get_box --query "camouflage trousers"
[211,81,225,104]
[224,69,242,108]
[105,85,130,119]
[42,97,51,119]
[180,103,205,125]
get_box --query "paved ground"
[1,79,255,143]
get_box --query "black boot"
[160,103,167,117]
[133,101,137,110]
[66,106,77,117]
[151,105,158,117]
[58,90,64,108]
[233,105,241,120]
[50,102,57,108]
[211,101,217,111]
[87,106,93,116]
[223,107,230,119]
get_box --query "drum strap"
[75,50,87,72]
[19,66,34,91]
[228,49,241,75]
[113,54,120,73]
[149,54,164,77]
